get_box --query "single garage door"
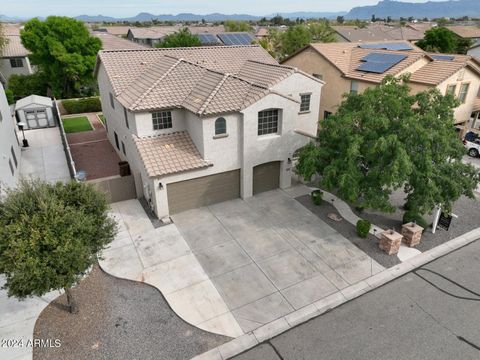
[167,170,240,214]
[253,161,280,195]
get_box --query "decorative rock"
[379,230,403,255]
[401,222,424,247]
[327,213,343,222]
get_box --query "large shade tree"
[0,180,116,313]
[417,27,473,55]
[20,16,102,98]
[156,28,201,48]
[296,75,480,216]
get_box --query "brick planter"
[401,222,424,247]
[379,230,403,255]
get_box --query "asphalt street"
[232,240,480,360]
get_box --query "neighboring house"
[0,36,34,86]
[332,24,428,43]
[92,32,148,50]
[95,45,322,218]
[0,83,21,194]
[447,26,480,42]
[467,40,480,58]
[126,26,225,47]
[282,40,480,135]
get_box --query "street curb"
[190,228,480,360]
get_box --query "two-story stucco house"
[282,41,480,136]
[95,45,322,218]
[0,36,34,86]
[0,82,21,195]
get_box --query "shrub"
[5,89,14,104]
[354,205,365,213]
[62,97,102,114]
[7,73,49,100]
[356,219,371,238]
[311,189,323,205]
[402,211,428,229]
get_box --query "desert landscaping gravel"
[33,265,229,360]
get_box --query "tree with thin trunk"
[0,180,116,313]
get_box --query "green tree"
[296,75,479,215]
[20,16,102,98]
[0,180,116,313]
[309,21,336,43]
[280,25,312,58]
[336,16,345,24]
[156,28,201,48]
[224,20,251,32]
[417,27,472,54]
[7,73,49,100]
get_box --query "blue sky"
[3,0,445,18]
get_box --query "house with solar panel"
[94,45,322,219]
[282,40,480,135]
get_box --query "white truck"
[464,139,480,157]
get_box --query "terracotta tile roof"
[98,45,307,115]
[3,24,21,36]
[447,26,480,39]
[1,36,29,58]
[133,131,210,177]
[305,41,480,85]
[333,24,427,42]
[93,32,147,50]
[97,45,278,96]
[116,56,277,115]
[128,26,225,40]
[103,26,131,36]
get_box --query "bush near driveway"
[403,211,428,229]
[62,97,102,114]
[311,189,323,205]
[62,116,92,133]
[356,219,371,238]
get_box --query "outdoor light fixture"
[17,122,29,147]
[159,182,164,190]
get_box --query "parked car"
[464,138,480,157]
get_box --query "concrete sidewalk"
[20,127,71,183]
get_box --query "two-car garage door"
[167,170,240,214]
[167,162,281,214]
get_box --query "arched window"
[215,117,227,135]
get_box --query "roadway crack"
[267,341,285,360]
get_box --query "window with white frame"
[300,94,311,112]
[215,117,227,135]
[109,93,115,109]
[446,84,456,96]
[458,83,469,104]
[350,80,359,94]
[10,58,23,68]
[152,111,172,130]
[258,109,279,136]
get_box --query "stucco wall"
[0,57,33,84]
[0,84,21,194]
[282,48,351,120]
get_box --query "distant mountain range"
[74,11,347,23]
[346,0,480,19]
[2,0,480,23]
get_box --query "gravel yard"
[33,265,229,360]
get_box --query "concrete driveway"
[172,188,383,333]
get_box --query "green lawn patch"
[62,116,93,133]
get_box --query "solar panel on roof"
[431,55,455,61]
[198,33,219,44]
[359,42,413,51]
[356,52,407,74]
[218,33,254,45]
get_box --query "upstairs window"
[215,117,227,135]
[300,94,311,112]
[446,84,456,96]
[350,81,359,95]
[152,111,172,130]
[124,107,129,129]
[258,109,279,136]
[458,83,469,104]
[109,93,115,109]
[10,58,23,68]
[313,73,323,81]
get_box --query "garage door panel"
[253,161,280,195]
[167,170,240,214]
